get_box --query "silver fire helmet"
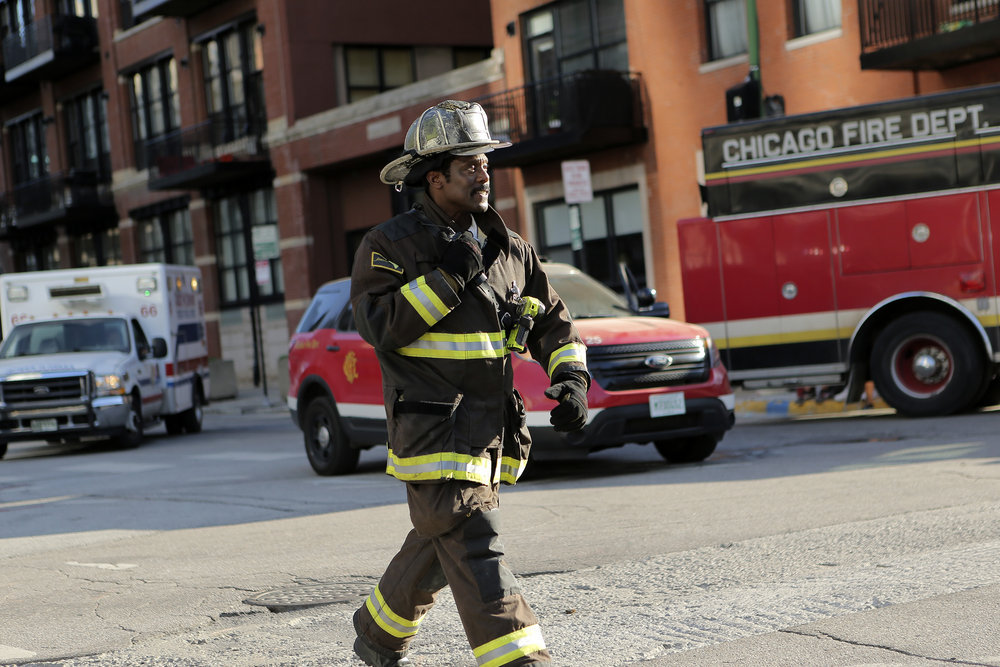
[380,100,511,186]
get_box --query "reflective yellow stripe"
[499,455,526,484]
[547,342,587,377]
[386,448,492,483]
[401,275,451,326]
[474,624,546,667]
[365,584,421,638]
[396,331,508,360]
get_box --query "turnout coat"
[350,196,588,485]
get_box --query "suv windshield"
[547,270,632,319]
[0,319,130,358]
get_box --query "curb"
[735,391,890,421]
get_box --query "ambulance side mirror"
[151,337,168,359]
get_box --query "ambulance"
[0,264,210,459]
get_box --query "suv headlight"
[95,374,125,396]
[704,337,722,367]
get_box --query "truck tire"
[181,385,203,434]
[164,415,183,435]
[115,393,144,448]
[303,397,359,475]
[0,441,7,459]
[870,311,986,417]
[654,435,718,463]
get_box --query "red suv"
[288,262,735,475]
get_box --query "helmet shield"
[381,100,511,185]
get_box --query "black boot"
[353,610,413,666]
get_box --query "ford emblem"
[644,354,673,369]
[33,386,50,394]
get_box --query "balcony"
[145,114,271,191]
[475,70,647,168]
[2,14,99,83]
[859,0,1000,69]
[0,171,115,237]
[131,0,226,22]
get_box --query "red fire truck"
[678,83,1000,417]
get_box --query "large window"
[201,19,265,143]
[60,0,97,17]
[345,46,415,103]
[535,186,645,290]
[215,187,282,306]
[63,88,111,179]
[791,0,841,37]
[137,205,194,265]
[8,112,47,185]
[705,0,747,60]
[523,0,628,83]
[73,227,121,267]
[128,57,180,169]
[0,0,32,41]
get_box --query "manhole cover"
[244,580,374,612]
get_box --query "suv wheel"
[654,435,718,464]
[303,397,359,475]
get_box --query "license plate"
[31,418,58,432]
[650,393,685,418]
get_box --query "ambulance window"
[131,319,149,353]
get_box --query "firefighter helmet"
[380,100,511,186]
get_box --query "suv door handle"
[326,345,340,352]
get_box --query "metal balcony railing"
[474,70,644,155]
[1,171,112,229]
[859,0,1000,51]
[1,14,98,78]
[144,111,269,186]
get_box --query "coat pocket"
[386,386,462,457]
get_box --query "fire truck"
[678,83,1000,417]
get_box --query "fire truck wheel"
[303,397,359,475]
[654,435,718,463]
[870,312,986,417]
[115,393,144,449]
[181,386,203,434]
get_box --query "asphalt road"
[2,401,999,665]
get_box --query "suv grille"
[588,339,710,391]
[0,373,90,405]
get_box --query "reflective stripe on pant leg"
[365,583,422,639]
[473,624,547,667]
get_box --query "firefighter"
[349,100,590,666]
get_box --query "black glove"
[440,231,483,289]
[544,372,589,432]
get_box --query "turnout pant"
[354,466,550,665]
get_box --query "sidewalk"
[733,386,892,422]
[204,391,288,416]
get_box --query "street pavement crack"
[781,628,994,666]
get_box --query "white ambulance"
[0,264,210,459]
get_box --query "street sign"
[561,160,593,204]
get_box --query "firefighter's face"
[431,154,490,218]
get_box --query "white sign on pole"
[561,160,593,204]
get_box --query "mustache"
[472,186,490,195]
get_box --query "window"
[8,112,48,185]
[345,46,415,102]
[705,0,747,60]
[138,206,194,265]
[522,0,628,83]
[63,88,111,179]
[60,0,97,17]
[535,186,645,290]
[74,227,121,267]
[791,0,841,37]
[128,57,180,169]
[0,0,33,40]
[214,187,283,306]
[201,19,266,144]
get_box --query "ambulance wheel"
[654,435,718,463]
[303,397,358,475]
[181,385,203,434]
[164,415,183,435]
[0,441,7,459]
[871,311,986,417]
[115,393,144,449]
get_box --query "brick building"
[1,0,998,395]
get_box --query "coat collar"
[413,192,511,257]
